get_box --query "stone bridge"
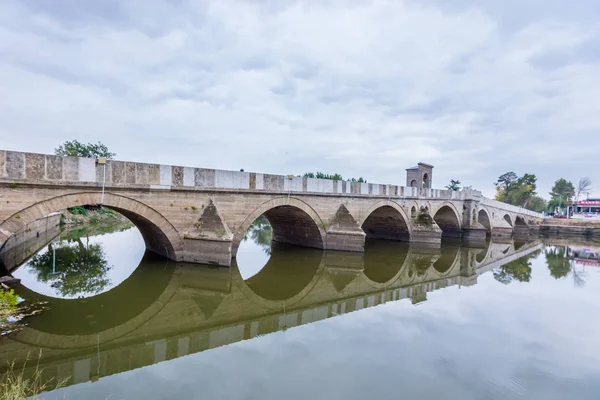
[0,239,542,387]
[0,150,543,265]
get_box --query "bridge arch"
[432,202,462,238]
[359,201,411,242]
[0,192,183,261]
[477,208,493,234]
[503,214,513,227]
[232,197,326,255]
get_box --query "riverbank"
[62,206,132,227]
[540,218,600,239]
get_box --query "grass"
[67,206,88,216]
[0,351,68,400]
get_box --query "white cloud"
[0,0,599,197]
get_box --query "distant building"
[406,162,433,189]
[574,199,600,215]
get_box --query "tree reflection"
[545,246,588,287]
[545,246,571,279]
[493,251,540,285]
[27,238,111,297]
[243,215,272,255]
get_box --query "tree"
[494,172,537,207]
[494,172,518,203]
[55,140,116,159]
[446,179,461,191]
[576,177,592,201]
[525,195,547,213]
[549,178,575,213]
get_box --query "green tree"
[494,172,538,207]
[55,140,116,159]
[446,179,461,191]
[511,173,538,207]
[525,195,547,213]
[549,178,575,213]
[27,240,111,297]
[494,172,518,203]
[545,247,571,279]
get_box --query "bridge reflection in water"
[0,239,542,388]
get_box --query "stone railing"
[480,197,544,218]
[0,150,468,200]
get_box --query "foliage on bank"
[303,172,366,182]
[0,351,66,400]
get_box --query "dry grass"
[0,350,68,400]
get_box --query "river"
[2,219,600,400]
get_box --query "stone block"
[172,166,184,186]
[46,155,63,180]
[135,163,150,184]
[249,173,256,189]
[111,161,125,184]
[125,162,136,184]
[63,157,79,181]
[148,164,160,185]
[25,153,45,180]
[6,152,25,179]
[183,167,195,187]
[264,174,283,191]
[160,165,172,186]
[0,150,4,177]
[196,168,216,187]
[255,173,264,190]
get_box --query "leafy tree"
[27,240,111,297]
[494,172,538,207]
[446,179,461,191]
[525,195,547,213]
[545,247,571,279]
[548,178,575,213]
[511,173,538,207]
[576,177,592,201]
[494,172,518,203]
[55,140,116,159]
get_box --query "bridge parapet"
[480,197,543,219]
[1,149,470,200]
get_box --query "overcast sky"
[1,0,598,198]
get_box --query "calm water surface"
[2,222,600,400]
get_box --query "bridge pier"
[325,231,366,252]
[461,227,488,247]
[410,225,442,245]
[491,227,513,240]
[182,237,232,266]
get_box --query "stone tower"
[406,162,434,189]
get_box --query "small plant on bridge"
[415,211,434,227]
[215,227,226,238]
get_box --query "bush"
[67,206,88,216]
